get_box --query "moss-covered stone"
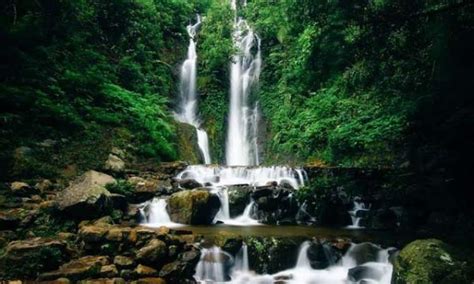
[393,239,474,284]
[174,122,201,164]
[168,190,220,224]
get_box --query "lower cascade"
[194,241,394,284]
[176,165,307,189]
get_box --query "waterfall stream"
[175,15,212,164]
[226,2,262,166]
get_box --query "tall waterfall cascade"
[226,1,262,166]
[175,15,212,164]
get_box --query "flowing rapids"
[175,15,212,164]
[194,241,394,284]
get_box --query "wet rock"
[109,194,127,210]
[346,242,381,265]
[56,170,116,219]
[348,264,385,282]
[135,264,158,277]
[307,241,341,269]
[39,256,110,281]
[366,208,398,230]
[0,237,69,278]
[114,255,135,269]
[104,154,125,173]
[228,186,251,217]
[393,239,474,283]
[168,190,220,224]
[158,261,182,279]
[136,239,167,265]
[10,181,39,196]
[178,179,201,189]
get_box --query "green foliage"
[239,0,473,168]
[0,0,202,179]
[106,179,135,199]
[196,0,234,161]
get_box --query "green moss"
[394,239,474,284]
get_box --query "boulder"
[78,278,125,284]
[346,242,381,265]
[393,239,474,283]
[227,186,252,217]
[10,181,39,196]
[168,190,220,224]
[178,179,202,189]
[79,225,111,243]
[136,239,167,266]
[307,241,341,269]
[35,179,54,192]
[104,154,125,173]
[348,264,386,282]
[114,255,135,269]
[135,264,158,277]
[99,264,119,278]
[39,255,110,281]
[56,170,116,219]
[0,238,69,278]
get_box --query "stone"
[99,264,119,278]
[178,179,202,189]
[78,278,125,284]
[348,264,386,282]
[35,179,54,192]
[136,239,167,265]
[133,278,166,284]
[227,186,252,217]
[106,227,132,242]
[307,241,341,269]
[104,154,125,173]
[10,181,39,196]
[393,239,474,283]
[168,190,220,224]
[56,170,116,219]
[79,225,110,243]
[39,256,110,281]
[135,264,158,276]
[0,238,68,278]
[158,261,182,278]
[346,242,381,265]
[114,255,135,269]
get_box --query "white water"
[226,3,262,166]
[195,246,232,282]
[347,200,370,229]
[139,198,183,228]
[174,15,212,164]
[177,165,307,189]
[196,241,394,284]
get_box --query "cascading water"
[347,199,370,229]
[226,1,262,166]
[175,15,212,164]
[195,241,394,283]
[139,198,182,228]
[177,165,307,189]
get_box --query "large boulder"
[168,190,220,224]
[0,237,69,278]
[228,186,252,217]
[56,170,117,219]
[39,255,110,281]
[136,239,168,266]
[393,239,474,283]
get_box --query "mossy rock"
[168,190,220,224]
[393,239,474,284]
[174,122,201,164]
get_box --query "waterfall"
[175,15,212,164]
[294,241,312,269]
[140,198,182,228]
[226,3,262,166]
[233,243,249,273]
[195,246,232,282]
[347,199,370,229]
[177,165,307,189]
[213,186,259,226]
